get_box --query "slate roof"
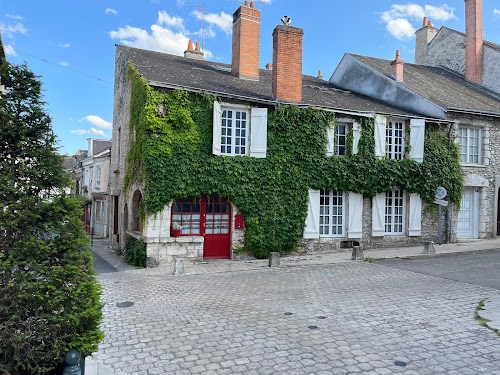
[117,45,422,118]
[440,26,500,51]
[349,54,500,115]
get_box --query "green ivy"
[125,64,463,259]
[124,235,147,268]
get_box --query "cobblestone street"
[92,261,500,374]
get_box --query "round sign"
[435,186,447,199]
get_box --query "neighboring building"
[331,0,500,240]
[79,139,112,237]
[0,29,6,65]
[415,0,500,94]
[109,1,461,268]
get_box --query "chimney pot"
[272,24,304,102]
[428,20,433,27]
[250,1,255,8]
[187,40,194,51]
[231,1,261,80]
[423,17,427,27]
[195,41,201,51]
[184,39,204,59]
[265,63,273,70]
[318,70,323,79]
[390,50,405,82]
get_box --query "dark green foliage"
[125,64,463,259]
[0,63,103,374]
[124,235,147,268]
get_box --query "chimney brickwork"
[464,0,483,84]
[391,50,405,82]
[184,39,204,60]
[231,1,261,80]
[414,18,438,64]
[272,25,304,103]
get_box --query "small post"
[423,241,435,255]
[438,205,442,245]
[63,349,81,375]
[269,252,280,267]
[91,227,94,246]
[174,258,185,275]
[352,246,364,261]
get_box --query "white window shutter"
[326,126,335,156]
[348,192,363,238]
[374,115,386,158]
[409,193,422,236]
[250,108,268,158]
[410,119,425,163]
[212,101,222,156]
[352,121,361,155]
[304,189,320,239]
[372,192,385,236]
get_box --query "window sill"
[460,163,486,168]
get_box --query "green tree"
[0,63,103,374]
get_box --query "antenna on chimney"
[183,3,205,52]
[281,15,291,25]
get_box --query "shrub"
[124,235,147,268]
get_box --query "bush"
[0,63,103,374]
[124,235,147,268]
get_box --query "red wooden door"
[203,195,231,259]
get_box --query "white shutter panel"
[212,101,222,155]
[304,189,320,239]
[372,192,385,237]
[326,126,335,156]
[250,108,268,158]
[374,115,386,158]
[410,118,425,163]
[352,121,361,155]
[348,192,363,238]
[409,193,422,236]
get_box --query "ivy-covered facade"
[108,3,468,267]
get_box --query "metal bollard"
[62,349,81,375]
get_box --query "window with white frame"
[95,166,102,190]
[335,124,348,156]
[319,189,345,237]
[95,200,105,223]
[221,108,248,155]
[385,190,405,234]
[386,120,405,160]
[457,127,481,164]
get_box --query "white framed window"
[457,127,481,164]
[213,102,267,158]
[335,124,348,156]
[95,200,105,223]
[385,190,405,234]
[319,189,345,237]
[95,165,102,190]
[386,120,405,160]
[221,108,248,155]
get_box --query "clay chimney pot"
[423,17,427,27]
[428,20,433,27]
[244,0,249,6]
[195,41,201,51]
[250,1,255,8]
[187,40,194,51]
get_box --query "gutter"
[447,107,500,119]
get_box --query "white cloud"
[380,4,455,40]
[387,18,416,40]
[82,115,112,129]
[192,11,232,35]
[109,11,213,58]
[71,129,90,135]
[105,8,118,16]
[59,43,71,48]
[91,128,108,136]
[5,44,16,56]
[0,22,28,38]
[7,15,23,20]
[59,61,69,67]
[494,9,500,16]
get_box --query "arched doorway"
[171,195,231,259]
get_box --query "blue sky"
[1,0,499,155]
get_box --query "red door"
[203,195,231,259]
[171,195,231,259]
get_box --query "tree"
[0,63,103,374]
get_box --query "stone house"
[109,1,461,268]
[331,0,500,240]
[78,139,112,236]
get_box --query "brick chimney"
[464,0,483,84]
[390,50,405,82]
[184,39,204,60]
[414,17,438,64]
[272,24,304,102]
[231,0,261,80]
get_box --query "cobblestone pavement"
[90,262,500,374]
